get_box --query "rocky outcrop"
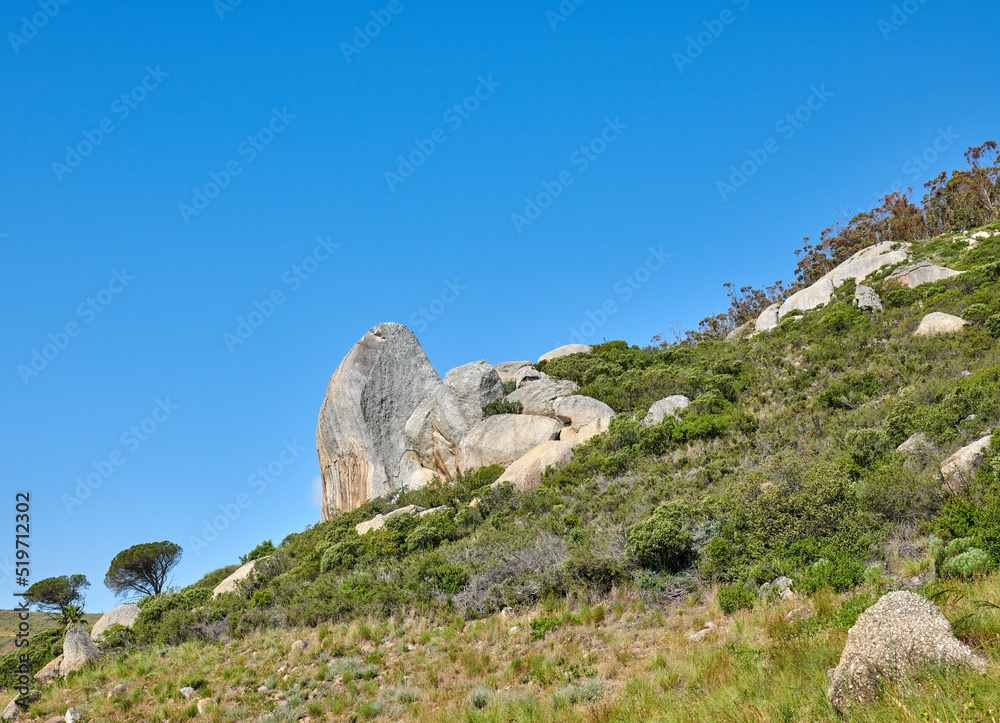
[768,242,909,322]
[506,373,580,418]
[754,303,781,333]
[553,396,614,444]
[827,591,985,710]
[854,285,883,312]
[493,361,533,384]
[941,434,992,486]
[62,626,102,674]
[460,415,561,470]
[495,440,575,490]
[914,312,969,337]
[887,261,962,288]
[515,366,542,388]
[317,323,443,517]
[538,344,591,363]
[91,604,140,641]
[642,396,690,426]
[443,361,505,421]
[896,432,937,458]
[212,557,270,598]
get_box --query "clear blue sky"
[1,0,997,613]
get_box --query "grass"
[16,571,1000,722]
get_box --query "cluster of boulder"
[317,324,593,517]
[750,241,968,337]
[316,323,694,518]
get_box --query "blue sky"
[1,0,997,613]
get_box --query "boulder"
[291,640,308,653]
[443,361,505,421]
[896,432,937,457]
[854,285,883,313]
[459,415,562,470]
[725,320,754,340]
[941,434,992,486]
[827,591,985,710]
[62,626,102,674]
[914,312,969,337]
[553,396,615,444]
[886,261,962,288]
[316,323,442,517]
[494,440,575,490]
[91,603,140,641]
[34,655,63,684]
[642,396,690,426]
[212,557,270,598]
[403,382,472,480]
[779,277,835,318]
[754,303,781,333]
[180,686,196,700]
[514,366,542,388]
[779,242,909,319]
[65,709,82,723]
[1,697,20,722]
[493,361,533,385]
[538,344,591,363]
[107,683,128,698]
[356,505,426,535]
[759,576,794,600]
[506,374,580,418]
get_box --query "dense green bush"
[482,399,523,417]
[627,503,693,572]
[718,585,756,614]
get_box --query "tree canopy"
[23,574,90,619]
[105,541,182,598]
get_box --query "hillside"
[4,148,1000,721]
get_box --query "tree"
[24,575,90,622]
[105,541,182,598]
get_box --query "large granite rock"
[443,361,505,421]
[495,440,575,490]
[538,344,591,363]
[854,285,883,313]
[887,262,962,288]
[316,323,442,517]
[493,361,533,385]
[778,242,909,320]
[553,396,614,444]
[754,303,781,333]
[403,361,506,480]
[62,626,102,674]
[34,655,63,684]
[212,557,270,598]
[91,604,140,641]
[914,312,969,337]
[642,395,690,426]
[941,434,992,487]
[896,432,937,458]
[459,414,562,470]
[827,591,985,710]
[506,373,580,418]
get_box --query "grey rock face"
[459,414,562,470]
[493,361,533,384]
[941,434,992,487]
[506,373,580,418]
[316,323,442,517]
[403,383,472,480]
[887,261,962,288]
[755,303,781,332]
[854,285,883,313]
[91,603,140,641]
[62,626,102,674]
[553,395,615,443]
[443,361,505,422]
[827,591,985,711]
[896,432,937,458]
[495,440,575,490]
[642,396,690,426]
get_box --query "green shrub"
[986,314,1000,337]
[941,548,991,579]
[796,555,865,593]
[241,540,276,564]
[482,399,523,417]
[627,503,694,572]
[717,586,755,614]
[530,615,561,640]
[964,303,991,320]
